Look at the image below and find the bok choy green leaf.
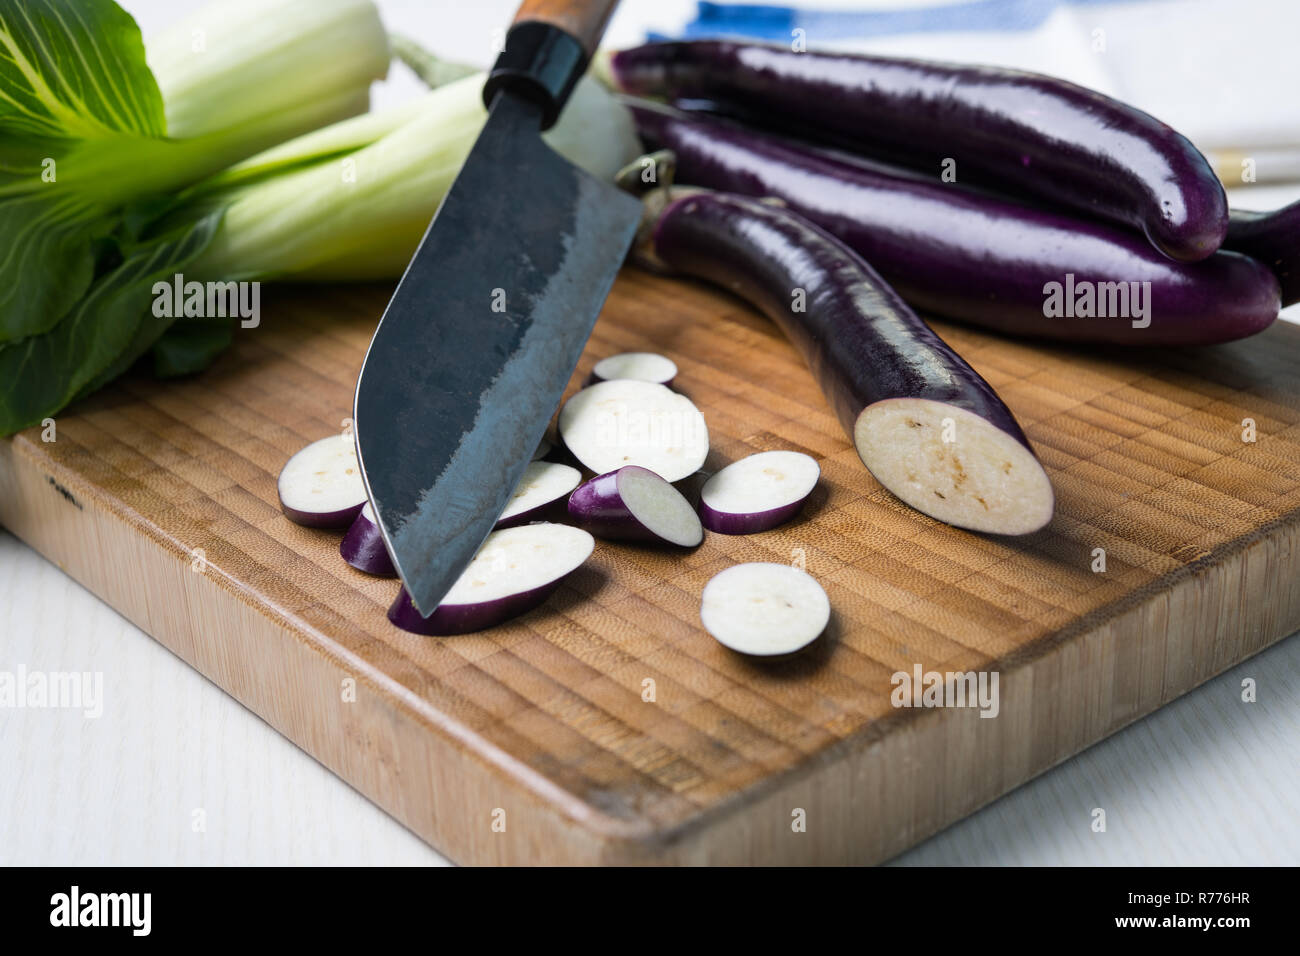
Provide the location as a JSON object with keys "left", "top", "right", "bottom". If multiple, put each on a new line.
{"left": 0, "top": 210, "right": 223, "bottom": 430}
{"left": 0, "top": 0, "right": 168, "bottom": 341}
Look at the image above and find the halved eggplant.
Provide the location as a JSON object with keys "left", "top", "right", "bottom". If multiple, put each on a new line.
{"left": 642, "top": 188, "right": 1054, "bottom": 535}
{"left": 567, "top": 465, "right": 703, "bottom": 546}
{"left": 278, "top": 434, "right": 367, "bottom": 528}
{"left": 387, "top": 523, "right": 594, "bottom": 636}
{"left": 699, "top": 450, "right": 819, "bottom": 534}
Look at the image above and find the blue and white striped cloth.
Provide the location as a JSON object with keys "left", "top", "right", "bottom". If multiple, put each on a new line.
{"left": 673, "top": 0, "right": 1133, "bottom": 41}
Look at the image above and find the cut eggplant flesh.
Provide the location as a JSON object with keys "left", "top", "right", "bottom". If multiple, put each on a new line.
{"left": 387, "top": 523, "right": 594, "bottom": 636}
{"left": 497, "top": 461, "right": 582, "bottom": 528}
{"left": 700, "top": 563, "right": 830, "bottom": 657}
{"left": 277, "top": 434, "right": 367, "bottom": 528}
{"left": 855, "top": 399, "right": 1054, "bottom": 536}
{"left": 699, "top": 450, "right": 820, "bottom": 534}
{"left": 559, "top": 379, "right": 709, "bottom": 483}
{"left": 568, "top": 465, "right": 703, "bottom": 546}
{"left": 590, "top": 351, "right": 678, "bottom": 386}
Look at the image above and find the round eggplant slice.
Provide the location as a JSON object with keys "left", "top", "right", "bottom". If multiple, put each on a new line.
{"left": 567, "top": 465, "right": 703, "bottom": 546}
{"left": 387, "top": 523, "right": 594, "bottom": 636}
{"left": 700, "top": 563, "right": 830, "bottom": 657}
{"left": 497, "top": 461, "right": 582, "bottom": 528}
{"left": 699, "top": 450, "right": 819, "bottom": 534}
{"left": 278, "top": 434, "right": 367, "bottom": 528}
{"left": 558, "top": 379, "right": 709, "bottom": 483}
{"left": 589, "top": 351, "right": 678, "bottom": 386}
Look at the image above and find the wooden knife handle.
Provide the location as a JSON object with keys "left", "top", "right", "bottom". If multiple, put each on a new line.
{"left": 512, "top": 0, "right": 620, "bottom": 59}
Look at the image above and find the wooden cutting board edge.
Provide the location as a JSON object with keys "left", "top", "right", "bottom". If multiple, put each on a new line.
{"left": 5, "top": 427, "right": 1298, "bottom": 865}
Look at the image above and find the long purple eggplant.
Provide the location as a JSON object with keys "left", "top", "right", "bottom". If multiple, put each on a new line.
{"left": 629, "top": 103, "right": 1279, "bottom": 346}
{"left": 1226, "top": 200, "right": 1300, "bottom": 306}
{"left": 641, "top": 188, "right": 1054, "bottom": 535}
{"left": 606, "top": 41, "right": 1228, "bottom": 261}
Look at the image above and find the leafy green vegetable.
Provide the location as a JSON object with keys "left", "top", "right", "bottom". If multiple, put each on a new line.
{"left": 0, "top": 192, "right": 107, "bottom": 341}
{"left": 0, "top": 0, "right": 165, "bottom": 138}
{"left": 0, "top": 0, "right": 166, "bottom": 341}
{"left": 150, "top": 318, "right": 235, "bottom": 378}
{"left": 0, "top": 0, "right": 390, "bottom": 435}
{"left": 1, "top": 211, "right": 222, "bottom": 431}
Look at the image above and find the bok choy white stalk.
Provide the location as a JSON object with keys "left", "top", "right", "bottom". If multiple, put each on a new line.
{"left": 147, "top": 0, "right": 389, "bottom": 143}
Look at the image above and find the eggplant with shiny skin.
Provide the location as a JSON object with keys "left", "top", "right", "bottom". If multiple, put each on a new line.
{"left": 629, "top": 103, "right": 1279, "bottom": 347}
{"left": 1226, "top": 200, "right": 1300, "bottom": 306}
{"left": 642, "top": 188, "right": 1054, "bottom": 535}
{"left": 606, "top": 41, "right": 1228, "bottom": 261}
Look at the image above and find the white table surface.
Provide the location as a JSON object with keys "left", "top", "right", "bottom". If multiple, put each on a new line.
{"left": 2, "top": 0, "right": 1299, "bottom": 866}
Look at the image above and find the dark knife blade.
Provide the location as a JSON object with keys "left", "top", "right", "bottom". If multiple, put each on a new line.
{"left": 354, "top": 23, "right": 639, "bottom": 616}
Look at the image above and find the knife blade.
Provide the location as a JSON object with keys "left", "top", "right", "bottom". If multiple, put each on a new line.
{"left": 354, "top": 0, "right": 639, "bottom": 616}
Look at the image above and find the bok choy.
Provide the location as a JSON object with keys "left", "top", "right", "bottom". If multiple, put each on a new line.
{"left": 0, "top": 0, "right": 390, "bottom": 434}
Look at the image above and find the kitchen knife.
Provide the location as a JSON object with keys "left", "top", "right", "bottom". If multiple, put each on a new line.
{"left": 353, "top": 0, "right": 639, "bottom": 616}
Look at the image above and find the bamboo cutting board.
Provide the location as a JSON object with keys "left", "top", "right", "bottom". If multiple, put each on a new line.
{"left": 3, "top": 272, "right": 1300, "bottom": 865}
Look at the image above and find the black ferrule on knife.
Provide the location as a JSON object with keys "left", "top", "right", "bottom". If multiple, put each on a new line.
{"left": 483, "top": 22, "right": 588, "bottom": 129}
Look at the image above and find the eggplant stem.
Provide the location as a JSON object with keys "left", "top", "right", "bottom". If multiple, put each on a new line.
{"left": 631, "top": 182, "right": 708, "bottom": 274}
{"left": 615, "top": 149, "right": 678, "bottom": 196}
